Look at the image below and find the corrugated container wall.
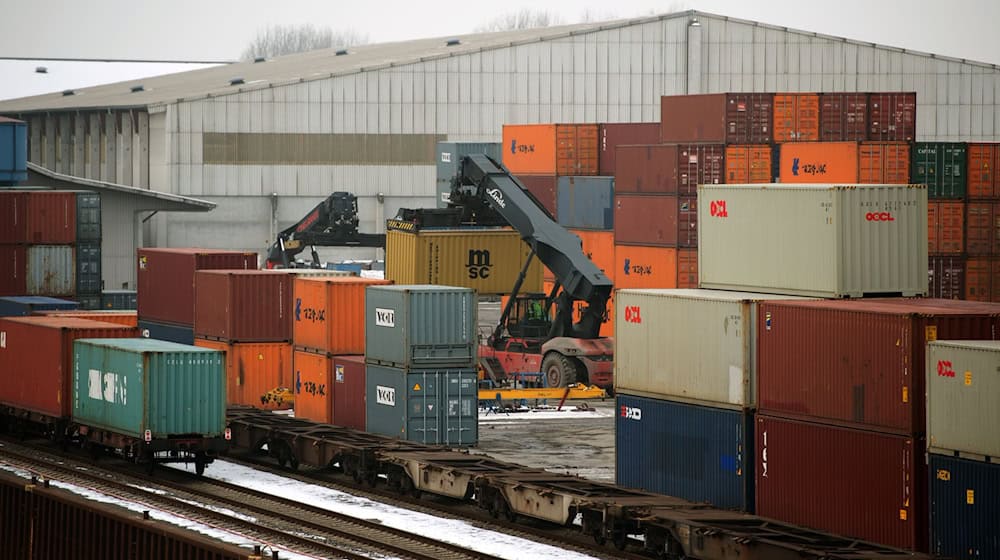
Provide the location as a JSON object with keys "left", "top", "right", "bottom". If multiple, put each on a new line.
{"left": 556, "top": 176, "right": 614, "bottom": 230}
{"left": 929, "top": 454, "right": 1000, "bottom": 559}
{"left": 725, "top": 145, "right": 772, "bottom": 183}
{"left": 385, "top": 228, "right": 542, "bottom": 294}
{"left": 26, "top": 245, "right": 75, "bottom": 297}
{"left": 33, "top": 310, "right": 138, "bottom": 328}
{"left": 819, "top": 93, "right": 869, "bottom": 141}
{"left": 912, "top": 143, "right": 968, "bottom": 199}
{"left": 0, "top": 295, "right": 78, "bottom": 316}
{"left": 926, "top": 340, "right": 1000, "bottom": 459}
{"left": 332, "top": 355, "right": 366, "bottom": 430}
{"left": 0, "top": 117, "right": 27, "bottom": 184}
{"left": 365, "top": 285, "right": 476, "bottom": 369}
{"left": 697, "top": 184, "right": 928, "bottom": 298}
{"left": 964, "top": 258, "right": 1000, "bottom": 302}
{"left": 138, "top": 319, "right": 194, "bottom": 345}
{"left": 0, "top": 245, "right": 27, "bottom": 295}
{"left": 195, "top": 338, "right": 292, "bottom": 410}
{"left": 72, "top": 338, "right": 226, "bottom": 437}
{"left": 660, "top": 93, "right": 774, "bottom": 144}
{"left": 773, "top": 93, "right": 819, "bottom": 142}
{"left": 292, "top": 276, "right": 390, "bottom": 355}
{"left": 614, "top": 246, "right": 679, "bottom": 290}
{"left": 74, "top": 192, "right": 101, "bottom": 242}
{"left": 616, "top": 394, "right": 753, "bottom": 511}
{"left": 293, "top": 350, "right": 334, "bottom": 423}
{"left": 615, "top": 195, "right": 697, "bottom": 248}
{"left": 75, "top": 244, "right": 101, "bottom": 295}
{"left": 194, "top": 270, "right": 292, "bottom": 342}
{"left": 572, "top": 229, "right": 615, "bottom": 280}
{"left": 778, "top": 142, "right": 858, "bottom": 183}
{"left": 0, "top": 191, "right": 75, "bottom": 244}
{"left": 614, "top": 144, "right": 724, "bottom": 196}
{"left": 365, "top": 365, "right": 478, "bottom": 445}
{"left": 755, "top": 414, "right": 924, "bottom": 551}
{"left": 501, "top": 124, "right": 597, "bottom": 176}
{"left": 678, "top": 249, "right": 698, "bottom": 289}
{"left": 967, "top": 143, "right": 1000, "bottom": 199}
{"left": 868, "top": 92, "right": 917, "bottom": 142}
{"left": 436, "top": 142, "right": 501, "bottom": 207}
{"left": 858, "top": 141, "right": 911, "bottom": 184}
{"left": 928, "top": 256, "right": 966, "bottom": 300}
{"left": 100, "top": 289, "right": 137, "bottom": 310}
{"left": 928, "top": 201, "right": 965, "bottom": 255}
{"left": 597, "top": 123, "right": 661, "bottom": 175}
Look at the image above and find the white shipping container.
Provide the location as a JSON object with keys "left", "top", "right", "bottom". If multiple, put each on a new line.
{"left": 614, "top": 289, "right": 810, "bottom": 408}
{"left": 927, "top": 340, "right": 1000, "bottom": 461}
{"left": 697, "top": 184, "right": 928, "bottom": 298}
{"left": 27, "top": 245, "right": 76, "bottom": 296}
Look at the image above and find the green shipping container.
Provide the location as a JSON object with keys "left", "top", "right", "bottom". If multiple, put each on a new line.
{"left": 73, "top": 338, "right": 226, "bottom": 438}
{"left": 912, "top": 142, "right": 968, "bottom": 199}
{"left": 365, "top": 365, "right": 478, "bottom": 446}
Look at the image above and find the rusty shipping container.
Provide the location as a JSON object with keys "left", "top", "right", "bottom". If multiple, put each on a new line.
{"left": 385, "top": 227, "right": 542, "bottom": 294}
{"left": 194, "top": 270, "right": 293, "bottom": 342}
{"left": 778, "top": 142, "right": 858, "bottom": 183}
{"left": 0, "top": 190, "right": 76, "bottom": 244}
{"left": 773, "top": 93, "right": 819, "bottom": 142}
{"left": 927, "top": 201, "right": 965, "bottom": 255}
{"left": 660, "top": 93, "right": 773, "bottom": 144}
{"left": 966, "top": 201, "right": 1000, "bottom": 256}
{"left": 0, "top": 316, "right": 136, "bottom": 418}
{"left": 616, "top": 144, "right": 724, "bottom": 196}
{"left": 967, "top": 143, "right": 1000, "bottom": 199}
{"left": 614, "top": 245, "right": 678, "bottom": 290}
{"left": 725, "top": 145, "right": 772, "bottom": 183}
{"left": 195, "top": 338, "right": 293, "bottom": 410}
{"left": 597, "top": 122, "right": 661, "bottom": 175}
{"left": 293, "top": 349, "right": 334, "bottom": 424}
{"left": 615, "top": 195, "right": 696, "bottom": 248}
{"left": 965, "top": 258, "right": 1000, "bottom": 302}
{"left": 136, "top": 248, "right": 256, "bottom": 326}
{"left": 859, "top": 141, "right": 911, "bottom": 184}
{"left": 33, "top": 310, "right": 138, "bottom": 327}
{"left": 819, "top": 92, "right": 869, "bottom": 141}
{"left": 26, "top": 245, "right": 75, "bottom": 297}
{"left": 515, "top": 175, "right": 557, "bottom": 216}
{"left": 757, "top": 298, "right": 1000, "bottom": 434}
{"left": 755, "top": 414, "right": 925, "bottom": 551}
{"left": 868, "top": 92, "right": 917, "bottom": 142}
{"left": 292, "top": 276, "right": 390, "bottom": 355}
{"left": 501, "top": 124, "right": 598, "bottom": 176}
{"left": 928, "top": 256, "right": 966, "bottom": 300}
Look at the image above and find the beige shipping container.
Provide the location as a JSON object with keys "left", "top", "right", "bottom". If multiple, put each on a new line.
{"left": 927, "top": 340, "right": 1000, "bottom": 460}
{"left": 385, "top": 228, "right": 542, "bottom": 295}
{"left": 615, "top": 289, "right": 809, "bottom": 409}
{"left": 697, "top": 183, "right": 928, "bottom": 298}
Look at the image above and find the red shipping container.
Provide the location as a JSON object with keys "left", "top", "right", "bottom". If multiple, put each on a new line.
{"left": 859, "top": 141, "right": 911, "bottom": 184}
{"left": 758, "top": 298, "right": 1000, "bottom": 434}
{"left": 773, "top": 93, "right": 820, "bottom": 142}
{"left": 0, "top": 191, "right": 76, "bottom": 244}
{"left": 0, "top": 316, "right": 137, "bottom": 418}
{"left": 0, "top": 245, "right": 27, "bottom": 296}
{"left": 724, "top": 145, "right": 772, "bottom": 183}
{"left": 967, "top": 143, "right": 1000, "bottom": 199}
{"left": 615, "top": 145, "right": 679, "bottom": 195}
{"left": 137, "top": 248, "right": 256, "bottom": 326}
{"left": 868, "top": 92, "right": 917, "bottom": 142}
{"left": 597, "top": 123, "right": 661, "bottom": 175}
{"left": 965, "top": 258, "right": 1000, "bottom": 302}
{"left": 819, "top": 92, "right": 869, "bottom": 141}
{"left": 677, "top": 248, "right": 698, "bottom": 288}
{"left": 677, "top": 144, "right": 725, "bottom": 196}
{"left": 755, "top": 414, "right": 924, "bottom": 551}
{"left": 516, "top": 175, "right": 557, "bottom": 217}
{"left": 557, "top": 123, "right": 599, "bottom": 176}
{"left": 332, "top": 355, "right": 367, "bottom": 431}
{"left": 614, "top": 195, "right": 696, "bottom": 248}
{"left": 927, "top": 201, "right": 964, "bottom": 255}
{"left": 194, "top": 270, "right": 293, "bottom": 342}
{"left": 660, "top": 93, "right": 774, "bottom": 144}
{"left": 0, "top": 191, "right": 26, "bottom": 243}
{"left": 965, "top": 202, "right": 997, "bottom": 256}
{"left": 928, "top": 256, "right": 966, "bottom": 300}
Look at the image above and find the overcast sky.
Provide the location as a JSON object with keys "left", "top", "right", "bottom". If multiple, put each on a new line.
{"left": 1, "top": 0, "right": 997, "bottom": 100}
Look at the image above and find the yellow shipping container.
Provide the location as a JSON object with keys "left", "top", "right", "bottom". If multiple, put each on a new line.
{"left": 386, "top": 227, "right": 542, "bottom": 295}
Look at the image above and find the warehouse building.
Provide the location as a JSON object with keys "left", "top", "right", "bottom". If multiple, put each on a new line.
{"left": 1, "top": 10, "right": 999, "bottom": 288}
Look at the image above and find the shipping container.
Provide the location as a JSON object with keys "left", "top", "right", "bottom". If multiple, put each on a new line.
{"left": 75, "top": 294, "right": 101, "bottom": 311}
{"left": 0, "top": 295, "right": 78, "bottom": 316}
{"left": 556, "top": 176, "right": 614, "bottom": 230}
{"left": 677, "top": 249, "right": 698, "bottom": 289}
{"left": 0, "top": 317, "right": 136, "bottom": 417}
{"left": 927, "top": 201, "right": 965, "bottom": 255}
{"left": 436, "top": 141, "right": 502, "bottom": 207}
{"left": 571, "top": 229, "right": 615, "bottom": 281}
{"left": 911, "top": 142, "right": 968, "bottom": 199}
{"left": 136, "top": 248, "right": 256, "bottom": 326}
{"left": 365, "top": 285, "right": 476, "bottom": 369}
{"left": 777, "top": 142, "right": 858, "bottom": 183}
{"left": 698, "top": 184, "right": 928, "bottom": 298}
{"left": 964, "top": 258, "right": 1000, "bottom": 302}
{"left": 138, "top": 318, "right": 194, "bottom": 345}
{"left": 755, "top": 414, "right": 924, "bottom": 551}
{"left": 724, "top": 145, "right": 772, "bottom": 183}
{"left": 385, "top": 227, "right": 542, "bottom": 294}
{"left": 616, "top": 289, "right": 810, "bottom": 408}
{"left": 926, "top": 340, "right": 1000, "bottom": 459}
{"left": 613, "top": 244, "right": 674, "bottom": 290}
{"left": 929, "top": 454, "right": 1000, "bottom": 559}
{"left": 0, "top": 190, "right": 75, "bottom": 244}
{"left": 859, "top": 141, "right": 911, "bottom": 184}
{"left": 292, "top": 276, "right": 390, "bottom": 355}
{"left": 0, "top": 117, "right": 27, "bottom": 184}
{"left": 100, "top": 289, "right": 137, "bottom": 310}
{"left": 616, "top": 144, "right": 726, "bottom": 195}
{"left": 597, "top": 123, "right": 661, "bottom": 175}
{"left": 615, "top": 195, "right": 697, "bottom": 248}
{"left": 677, "top": 144, "right": 725, "bottom": 195}
{"left": 501, "top": 124, "right": 598, "bottom": 176}
{"left": 967, "top": 143, "right": 1000, "bottom": 199}
{"left": 195, "top": 338, "right": 292, "bottom": 410}
{"left": 660, "top": 93, "right": 774, "bottom": 144}
{"left": 868, "top": 92, "right": 917, "bottom": 142}
{"left": 757, "top": 298, "right": 1000, "bottom": 434}
{"left": 332, "top": 355, "right": 367, "bottom": 430}
{"left": 515, "top": 175, "right": 558, "bottom": 216}
{"left": 33, "top": 310, "right": 138, "bottom": 327}
{"left": 365, "top": 365, "right": 478, "bottom": 445}
{"left": 773, "top": 93, "right": 819, "bottom": 142}
{"left": 74, "top": 192, "right": 101, "bottom": 242}
{"left": 965, "top": 201, "right": 1000, "bottom": 256}
{"left": 929, "top": 256, "right": 966, "bottom": 300}
{"left": 75, "top": 243, "right": 101, "bottom": 295}
{"left": 616, "top": 394, "right": 753, "bottom": 511}
{"left": 818, "top": 92, "right": 868, "bottom": 141}
{"left": 0, "top": 191, "right": 26, "bottom": 242}
{"left": 26, "top": 245, "right": 75, "bottom": 297}
{"left": 292, "top": 349, "right": 334, "bottom": 423}
{"left": 73, "top": 338, "right": 226, "bottom": 438}
{"left": 194, "top": 270, "right": 292, "bottom": 342}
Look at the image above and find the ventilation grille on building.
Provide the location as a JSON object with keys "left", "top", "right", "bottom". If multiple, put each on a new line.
{"left": 130, "top": 85, "right": 145, "bottom": 93}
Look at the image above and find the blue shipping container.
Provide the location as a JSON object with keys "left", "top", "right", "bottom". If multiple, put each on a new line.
{"left": 0, "top": 118, "right": 27, "bottom": 184}
{"left": 0, "top": 295, "right": 79, "bottom": 316}
{"left": 138, "top": 319, "right": 194, "bottom": 345}
{"left": 556, "top": 176, "right": 614, "bottom": 230}
{"left": 929, "top": 454, "right": 1000, "bottom": 558}
{"left": 616, "top": 393, "right": 754, "bottom": 511}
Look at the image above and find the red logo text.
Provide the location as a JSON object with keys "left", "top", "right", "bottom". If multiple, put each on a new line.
{"left": 937, "top": 360, "right": 955, "bottom": 378}
{"left": 624, "top": 306, "right": 642, "bottom": 324}
{"left": 709, "top": 200, "right": 728, "bottom": 218}
{"left": 865, "top": 212, "right": 895, "bottom": 222}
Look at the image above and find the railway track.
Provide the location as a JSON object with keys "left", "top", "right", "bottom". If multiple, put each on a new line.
{"left": 0, "top": 438, "right": 508, "bottom": 560}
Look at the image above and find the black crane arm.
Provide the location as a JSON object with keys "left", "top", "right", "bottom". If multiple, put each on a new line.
{"left": 265, "top": 192, "right": 385, "bottom": 268}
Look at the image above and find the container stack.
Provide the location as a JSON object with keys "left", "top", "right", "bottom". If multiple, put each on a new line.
{"left": 291, "top": 276, "right": 390, "bottom": 428}
{"left": 964, "top": 143, "right": 1000, "bottom": 301}
{"left": 435, "top": 141, "right": 502, "bottom": 207}
{"left": 364, "top": 284, "right": 478, "bottom": 446}
{"left": 501, "top": 123, "right": 600, "bottom": 216}
{"left": 925, "top": 340, "right": 1000, "bottom": 558}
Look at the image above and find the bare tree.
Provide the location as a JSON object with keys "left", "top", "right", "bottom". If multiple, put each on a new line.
{"left": 578, "top": 9, "right": 619, "bottom": 23}
{"left": 474, "top": 9, "right": 564, "bottom": 32}
{"left": 242, "top": 24, "right": 370, "bottom": 60}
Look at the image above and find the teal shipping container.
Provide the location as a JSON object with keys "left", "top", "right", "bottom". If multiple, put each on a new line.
{"left": 365, "top": 365, "right": 478, "bottom": 446}
{"left": 72, "top": 338, "right": 226, "bottom": 438}
{"left": 911, "top": 142, "right": 968, "bottom": 199}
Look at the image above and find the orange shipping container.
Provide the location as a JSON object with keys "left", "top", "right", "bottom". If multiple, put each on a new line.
{"left": 859, "top": 141, "right": 910, "bottom": 184}
{"left": 292, "top": 276, "right": 391, "bottom": 354}
{"left": 293, "top": 349, "right": 333, "bottom": 424}
{"left": 32, "top": 310, "right": 138, "bottom": 327}
{"left": 778, "top": 142, "right": 858, "bottom": 183}
{"left": 927, "top": 201, "right": 965, "bottom": 255}
{"left": 678, "top": 248, "right": 698, "bottom": 289}
{"left": 968, "top": 143, "right": 1000, "bottom": 199}
{"left": 614, "top": 245, "right": 679, "bottom": 290}
{"left": 773, "top": 93, "right": 820, "bottom": 142}
{"left": 965, "top": 258, "right": 1000, "bottom": 302}
{"left": 570, "top": 229, "right": 615, "bottom": 283}
{"left": 725, "top": 145, "right": 772, "bottom": 184}
{"left": 502, "top": 124, "right": 598, "bottom": 176}
{"left": 195, "top": 338, "right": 293, "bottom": 410}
